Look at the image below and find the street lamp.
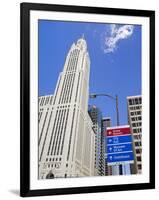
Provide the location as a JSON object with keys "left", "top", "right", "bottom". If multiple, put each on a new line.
{"left": 89, "top": 93, "right": 122, "bottom": 175}
{"left": 89, "top": 93, "right": 120, "bottom": 126}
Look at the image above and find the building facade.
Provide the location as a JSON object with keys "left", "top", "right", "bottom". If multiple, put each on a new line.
{"left": 38, "top": 37, "right": 95, "bottom": 179}
{"left": 102, "top": 117, "right": 112, "bottom": 176}
{"left": 102, "top": 117, "right": 111, "bottom": 129}
{"left": 88, "top": 105, "right": 105, "bottom": 176}
{"left": 127, "top": 95, "right": 142, "bottom": 174}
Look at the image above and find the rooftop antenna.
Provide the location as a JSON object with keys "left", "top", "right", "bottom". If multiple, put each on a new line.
{"left": 82, "top": 33, "right": 85, "bottom": 39}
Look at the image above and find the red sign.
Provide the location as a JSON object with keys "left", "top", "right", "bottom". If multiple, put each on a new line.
{"left": 106, "top": 127, "right": 131, "bottom": 137}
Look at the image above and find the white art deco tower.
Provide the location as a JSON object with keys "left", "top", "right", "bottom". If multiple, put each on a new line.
{"left": 39, "top": 36, "right": 95, "bottom": 179}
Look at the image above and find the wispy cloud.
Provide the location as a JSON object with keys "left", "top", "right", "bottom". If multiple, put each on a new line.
{"left": 102, "top": 24, "right": 134, "bottom": 53}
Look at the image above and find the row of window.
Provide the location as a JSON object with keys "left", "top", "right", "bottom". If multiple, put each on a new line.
{"left": 47, "top": 108, "right": 70, "bottom": 157}
{"left": 47, "top": 163, "right": 61, "bottom": 169}
{"left": 39, "top": 97, "right": 45, "bottom": 106}
{"left": 45, "top": 96, "right": 51, "bottom": 105}
{"left": 130, "top": 111, "right": 141, "bottom": 116}
{"left": 39, "top": 96, "right": 53, "bottom": 106}
{"left": 129, "top": 98, "right": 142, "bottom": 105}
{"left": 58, "top": 73, "right": 76, "bottom": 104}
{"left": 67, "top": 108, "right": 76, "bottom": 161}
{"left": 135, "top": 141, "right": 142, "bottom": 147}
{"left": 52, "top": 109, "right": 68, "bottom": 155}
{"left": 39, "top": 111, "right": 49, "bottom": 146}
{"left": 133, "top": 128, "right": 142, "bottom": 133}
{"left": 132, "top": 122, "right": 142, "bottom": 127}
{"left": 131, "top": 116, "right": 142, "bottom": 121}
{"left": 53, "top": 76, "right": 61, "bottom": 105}
{"left": 133, "top": 134, "right": 142, "bottom": 140}
{"left": 66, "top": 49, "right": 80, "bottom": 72}
{"left": 46, "top": 157, "right": 62, "bottom": 162}
{"left": 75, "top": 72, "right": 80, "bottom": 102}
{"left": 57, "top": 105, "right": 70, "bottom": 109}
{"left": 38, "top": 112, "right": 43, "bottom": 123}
{"left": 129, "top": 105, "right": 142, "bottom": 110}
{"left": 39, "top": 111, "right": 53, "bottom": 161}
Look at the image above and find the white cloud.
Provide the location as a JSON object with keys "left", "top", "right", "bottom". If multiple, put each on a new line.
{"left": 103, "top": 24, "right": 134, "bottom": 53}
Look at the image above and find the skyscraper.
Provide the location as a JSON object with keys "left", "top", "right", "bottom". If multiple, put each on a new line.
{"left": 127, "top": 95, "right": 142, "bottom": 174}
{"left": 39, "top": 37, "right": 95, "bottom": 179}
{"left": 88, "top": 105, "right": 105, "bottom": 176}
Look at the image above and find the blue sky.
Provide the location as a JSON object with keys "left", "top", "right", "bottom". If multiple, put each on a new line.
{"left": 38, "top": 20, "right": 141, "bottom": 126}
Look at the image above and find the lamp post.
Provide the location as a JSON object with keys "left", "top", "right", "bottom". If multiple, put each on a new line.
{"left": 89, "top": 93, "right": 119, "bottom": 126}
{"left": 89, "top": 93, "right": 123, "bottom": 175}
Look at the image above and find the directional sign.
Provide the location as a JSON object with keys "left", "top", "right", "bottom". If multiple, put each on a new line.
{"left": 106, "top": 127, "right": 131, "bottom": 137}
{"left": 106, "top": 126, "right": 134, "bottom": 165}
{"left": 107, "top": 152, "right": 134, "bottom": 165}
{"left": 107, "top": 143, "right": 133, "bottom": 154}
{"left": 107, "top": 135, "right": 132, "bottom": 145}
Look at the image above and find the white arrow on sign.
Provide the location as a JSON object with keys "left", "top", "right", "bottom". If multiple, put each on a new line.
{"left": 109, "top": 147, "right": 112, "bottom": 151}
{"left": 109, "top": 156, "right": 113, "bottom": 160}
{"left": 108, "top": 139, "right": 112, "bottom": 143}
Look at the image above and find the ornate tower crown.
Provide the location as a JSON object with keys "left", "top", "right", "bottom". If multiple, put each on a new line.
{"left": 76, "top": 34, "right": 87, "bottom": 51}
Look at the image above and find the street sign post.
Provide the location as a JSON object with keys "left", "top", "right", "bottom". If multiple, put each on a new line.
{"left": 106, "top": 126, "right": 134, "bottom": 166}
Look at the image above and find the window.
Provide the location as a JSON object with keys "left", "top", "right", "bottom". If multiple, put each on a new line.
{"left": 137, "top": 156, "right": 141, "bottom": 161}
{"left": 129, "top": 99, "right": 132, "bottom": 105}
{"left": 138, "top": 164, "right": 142, "bottom": 169}
{"left": 139, "top": 98, "right": 142, "bottom": 104}
{"left": 136, "top": 141, "right": 142, "bottom": 146}
{"left": 135, "top": 98, "right": 138, "bottom": 104}
{"left": 130, "top": 107, "right": 134, "bottom": 110}
{"left": 138, "top": 116, "right": 142, "bottom": 120}
{"left": 132, "top": 117, "right": 135, "bottom": 121}
{"left": 136, "top": 149, "right": 141, "bottom": 154}
{"left": 135, "top": 142, "right": 140, "bottom": 146}
{"left": 132, "top": 123, "right": 136, "bottom": 127}
{"left": 134, "top": 135, "right": 138, "bottom": 140}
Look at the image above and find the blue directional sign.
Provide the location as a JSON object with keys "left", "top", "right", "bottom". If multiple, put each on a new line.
{"left": 106, "top": 126, "right": 134, "bottom": 165}
{"left": 107, "top": 152, "right": 134, "bottom": 164}
{"left": 107, "top": 143, "right": 133, "bottom": 154}
{"left": 107, "top": 135, "right": 132, "bottom": 145}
